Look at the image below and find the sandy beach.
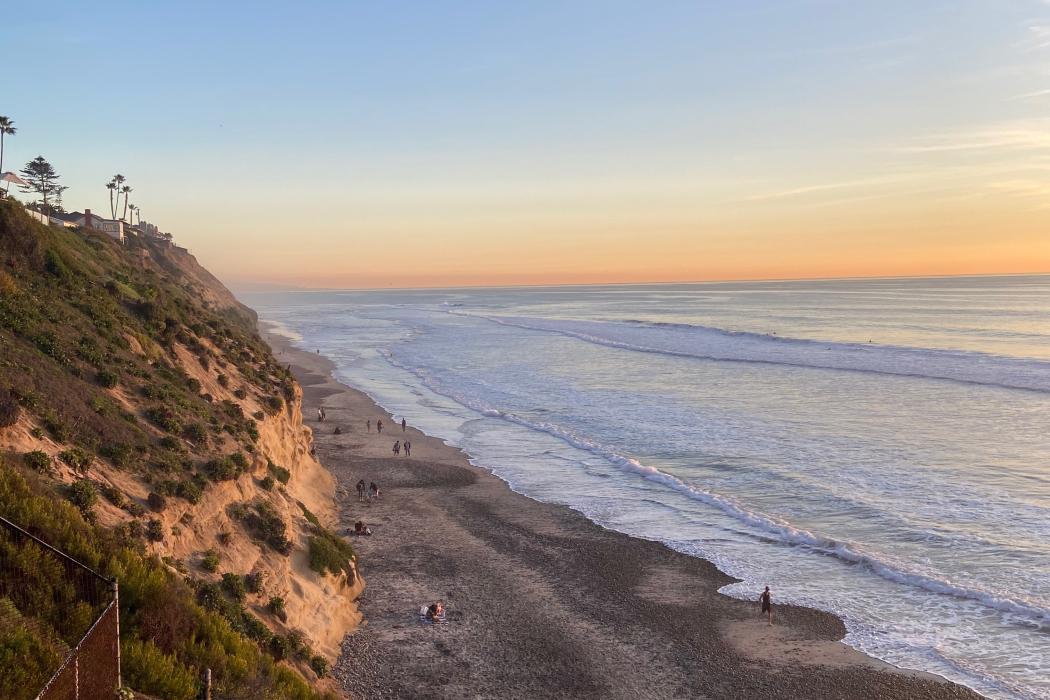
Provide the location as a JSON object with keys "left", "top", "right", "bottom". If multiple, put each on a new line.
{"left": 264, "top": 329, "right": 982, "bottom": 700}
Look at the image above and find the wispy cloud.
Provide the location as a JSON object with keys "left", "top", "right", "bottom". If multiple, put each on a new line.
{"left": 1023, "top": 22, "right": 1050, "bottom": 49}
{"left": 897, "top": 120, "right": 1050, "bottom": 154}
{"left": 1011, "top": 87, "right": 1050, "bottom": 99}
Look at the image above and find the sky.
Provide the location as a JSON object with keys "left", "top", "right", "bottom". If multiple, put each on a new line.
{"left": 2, "top": 1, "right": 1049, "bottom": 288}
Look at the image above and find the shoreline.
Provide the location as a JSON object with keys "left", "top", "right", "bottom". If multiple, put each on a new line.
{"left": 262, "top": 325, "right": 983, "bottom": 699}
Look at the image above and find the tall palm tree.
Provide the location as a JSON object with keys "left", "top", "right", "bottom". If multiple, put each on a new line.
{"left": 111, "top": 174, "right": 126, "bottom": 218}
{"left": 0, "top": 117, "right": 16, "bottom": 186}
{"left": 120, "top": 185, "right": 132, "bottom": 221}
{"left": 106, "top": 181, "right": 117, "bottom": 217}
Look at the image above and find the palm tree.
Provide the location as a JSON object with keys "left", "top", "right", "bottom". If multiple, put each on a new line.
{"left": 0, "top": 116, "right": 15, "bottom": 177}
{"left": 111, "top": 174, "right": 126, "bottom": 218}
{"left": 106, "top": 181, "right": 117, "bottom": 217}
{"left": 120, "top": 185, "right": 132, "bottom": 221}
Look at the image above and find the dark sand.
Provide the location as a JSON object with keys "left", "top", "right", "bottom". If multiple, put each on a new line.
{"left": 265, "top": 329, "right": 982, "bottom": 700}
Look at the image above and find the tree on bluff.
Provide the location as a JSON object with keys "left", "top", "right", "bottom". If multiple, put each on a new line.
{"left": 19, "top": 156, "right": 61, "bottom": 215}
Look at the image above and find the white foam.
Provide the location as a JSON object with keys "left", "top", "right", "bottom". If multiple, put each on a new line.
{"left": 458, "top": 313, "right": 1050, "bottom": 394}
{"left": 379, "top": 347, "right": 1050, "bottom": 628}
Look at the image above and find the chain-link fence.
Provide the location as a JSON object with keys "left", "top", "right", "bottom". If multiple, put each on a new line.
{"left": 0, "top": 516, "right": 120, "bottom": 700}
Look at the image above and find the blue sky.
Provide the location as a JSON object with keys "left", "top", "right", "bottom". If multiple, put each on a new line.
{"left": 3, "top": 1, "right": 1048, "bottom": 286}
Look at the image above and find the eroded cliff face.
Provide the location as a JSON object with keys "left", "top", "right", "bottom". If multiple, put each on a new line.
{"left": 0, "top": 225, "right": 361, "bottom": 664}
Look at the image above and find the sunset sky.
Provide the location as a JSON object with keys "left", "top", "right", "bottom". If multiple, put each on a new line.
{"left": 4, "top": 1, "right": 1050, "bottom": 288}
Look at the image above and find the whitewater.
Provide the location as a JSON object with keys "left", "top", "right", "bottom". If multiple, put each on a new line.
{"left": 245, "top": 275, "right": 1050, "bottom": 700}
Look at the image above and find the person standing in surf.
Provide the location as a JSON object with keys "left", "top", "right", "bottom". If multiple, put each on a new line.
{"left": 760, "top": 586, "right": 772, "bottom": 625}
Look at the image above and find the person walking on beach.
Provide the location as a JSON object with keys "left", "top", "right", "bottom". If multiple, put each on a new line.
{"left": 368, "top": 482, "right": 379, "bottom": 500}
{"left": 355, "top": 479, "right": 365, "bottom": 501}
{"left": 404, "top": 440, "right": 411, "bottom": 457}
{"left": 317, "top": 407, "right": 324, "bottom": 422}
{"left": 393, "top": 441, "right": 400, "bottom": 456}
{"left": 367, "top": 419, "right": 371, "bottom": 433}
{"left": 401, "top": 417, "right": 406, "bottom": 432}
{"left": 760, "top": 586, "right": 773, "bottom": 625}
{"left": 377, "top": 419, "right": 383, "bottom": 434}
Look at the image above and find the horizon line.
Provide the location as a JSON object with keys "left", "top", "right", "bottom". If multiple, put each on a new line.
{"left": 231, "top": 270, "right": 1050, "bottom": 295}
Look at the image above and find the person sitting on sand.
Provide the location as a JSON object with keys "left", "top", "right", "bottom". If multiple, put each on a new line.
{"left": 425, "top": 601, "right": 445, "bottom": 622}
{"left": 356, "top": 479, "right": 366, "bottom": 501}
{"left": 760, "top": 586, "right": 773, "bottom": 625}
{"left": 393, "top": 441, "right": 400, "bottom": 456}
{"left": 404, "top": 440, "right": 411, "bottom": 457}
{"left": 354, "top": 520, "right": 372, "bottom": 536}
{"left": 368, "top": 482, "right": 379, "bottom": 500}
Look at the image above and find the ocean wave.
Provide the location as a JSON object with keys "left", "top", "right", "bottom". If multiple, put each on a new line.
{"left": 379, "top": 347, "right": 1050, "bottom": 626}
{"left": 454, "top": 313, "right": 1050, "bottom": 393}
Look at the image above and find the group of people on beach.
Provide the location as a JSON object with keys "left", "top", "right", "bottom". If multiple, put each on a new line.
{"left": 317, "top": 406, "right": 327, "bottom": 422}
{"left": 355, "top": 479, "right": 380, "bottom": 502}
{"left": 392, "top": 440, "right": 411, "bottom": 456}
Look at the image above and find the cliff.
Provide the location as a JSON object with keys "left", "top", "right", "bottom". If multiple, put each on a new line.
{"left": 0, "top": 200, "right": 359, "bottom": 698}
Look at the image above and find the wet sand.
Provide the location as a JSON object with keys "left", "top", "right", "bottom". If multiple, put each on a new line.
{"left": 265, "top": 328, "right": 982, "bottom": 700}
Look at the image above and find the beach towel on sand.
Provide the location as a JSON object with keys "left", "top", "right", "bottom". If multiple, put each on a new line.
{"left": 419, "top": 606, "right": 448, "bottom": 624}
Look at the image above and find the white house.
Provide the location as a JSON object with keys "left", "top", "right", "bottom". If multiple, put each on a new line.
{"left": 67, "top": 209, "right": 125, "bottom": 244}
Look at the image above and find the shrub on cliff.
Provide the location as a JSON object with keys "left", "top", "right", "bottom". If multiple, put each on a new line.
{"left": 99, "top": 483, "right": 126, "bottom": 507}
{"left": 309, "top": 655, "right": 329, "bottom": 678}
{"left": 145, "top": 519, "right": 165, "bottom": 542}
{"left": 233, "top": 501, "right": 291, "bottom": 554}
{"left": 204, "top": 455, "right": 239, "bottom": 481}
{"left": 147, "top": 491, "right": 167, "bottom": 512}
{"left": 23, "top": 451, "right": 52, "bottom": 473}
{"left": 221, "top": 573, "right": 247, "bottom": 602}
{"left": 175, "top": 479, "right": 203, "bottom": 504}
{"left": 264, "top": 395, "right": 283, "bottom": 415}
{"left": 244, "top": 571, "right": 264, "bottom": 594}
{"left": 120, "top": 639, "right": 197, "bottom": 700}
{"left": 96, "top": 369, "right": 118, "bottom": 389}
{"left": 145, "top": 405, "right": 182, "bottom": 434}
{"left": 181, "top": 421, "right": 207, "bottom": 444}
{"left": 0, "top": 599, "right": 65, "bottom": 700}
{"left": 0, "top": 388, "right": 20, "bottom": 428}
{"left": 201, "top": 549, "right": 220, "bottom": 572}
{"left": 267, "top": 460, "right": 290, "bottom": 485}
{"left": 99, "top": 442, "right": 136, "bottom": 468}
{"left": 58, "top": 446, "right": 92, "bottom": 472}
{"left": 307, "top": 530, "right": 355, "bottom": 578}
{"left": 66, "top": 480, "right": 98, "bottom": 516}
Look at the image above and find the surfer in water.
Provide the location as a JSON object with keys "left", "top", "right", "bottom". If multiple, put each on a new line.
{"left": 760, "top": 586, "right": 773, "bottom": 625}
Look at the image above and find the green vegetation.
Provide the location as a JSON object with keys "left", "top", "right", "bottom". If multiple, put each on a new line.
{"left": 298, "top": 501, "right": 321, "bottom": 527}
{"left": 201, "top": 549, "right": 220, "bottom": 572}
{"left": 22, "top": 450, "right": 51, "bottom": 473}
{"left": 0, "top": 388, "right": 20, "bottom": 427}
{"left": 0, "top": 598, "right": 65, "bottom": 700}
{"left": 267, "top": 460, "right": 290, "bottom": 484}
{"left": 0, "top": 463, "right": 324, "bottom": 699}
{"left": 244, "top": 571, "right": 264, "bottom": 594}
{"left": 221, "top": 573, "right": 246, "bottom": 602}
{"left": 307, "top": 529, "right": 356, "bottom": 578}
{"left": 0, "top": 202, "right": 334, "bottom": 698}
{"left": 230, "top": 500, "right": 291, "bottom": 554}
{"left": 66, "top": 479, "right": 98, "bottom": 516}
{"left": 58, "top": 446, "right": 92, "bottom": 471}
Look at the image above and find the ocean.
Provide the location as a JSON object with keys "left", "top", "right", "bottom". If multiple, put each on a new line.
{"left": 243, "top": 275, "right": 1050, "bottom": 700}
